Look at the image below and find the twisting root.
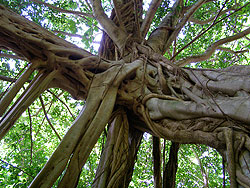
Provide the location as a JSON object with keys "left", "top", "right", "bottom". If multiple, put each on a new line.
{"left": 140, "top": 104, "right": 164, "bottom": 138}
{"left": 235, "top": 136, "right": 245, "bottom": 163}
{"left": 236, "top": 177, "right": 250, "bottom": 188}
{"left": 140, "top": 93, "right": 182, "bottom": 137}
{"left": 142, "top": 93, "right": 182, "bottom": 105}
{"left": 156, "top": 63, "right": 170, "bottom": 94}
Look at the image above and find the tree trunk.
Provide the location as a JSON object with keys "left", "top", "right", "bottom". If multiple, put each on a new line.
{"left": 93, "top": 108, "right": 143, "bottom": 188}
{"left": 163, "top": 142, "right": 179, "bottom": 188}
{"left": 153, "top": 136, "right": 162, "bottom": 188}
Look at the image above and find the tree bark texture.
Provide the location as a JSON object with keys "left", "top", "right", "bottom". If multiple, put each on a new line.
{"left": 93, "top": 108, "right": 143, "bottom": 188}
{"left": 153, "top": 136, "right": 162, "bottom": 188}
{"left": 1, "top": 0, "right": 250, "bottom": 187}
{"left": 163, "top": 142, "right": 179, "bottom": 188}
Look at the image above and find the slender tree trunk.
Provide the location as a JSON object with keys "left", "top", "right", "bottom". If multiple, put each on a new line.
{"left": 163, "top": 142, "right": 179, "bottom": 188}
{"left": 153, "top": 136, "right": 162, "bottom": 188}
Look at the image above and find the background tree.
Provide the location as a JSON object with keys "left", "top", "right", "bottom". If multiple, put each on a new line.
{"left": 0, "top": 0, "right": 250, "bottom": 187}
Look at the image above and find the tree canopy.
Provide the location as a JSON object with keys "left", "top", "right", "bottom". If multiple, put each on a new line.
{"left": 0, "top": 0, "right": 250, "bottom": 187}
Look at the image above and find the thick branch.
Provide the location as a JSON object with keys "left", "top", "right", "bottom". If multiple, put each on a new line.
{"left": 0, "top": 5, "right": 91, "bottom": 61}
{"left": 147, "top": 0, "right": 184, "bottom": 54}
{"left": 141, "top": 0, "right": 162, "bottom": 38}
{"left": 0, "top": 5, "right": 114, "bottom": 100}
{"left": 89, "top": 0, "right": 128, "bottom": 50}
{"left": 163, "top": 142, "right": 179, "bottom": 188}
{"left": 0, "top": 52, "right": 27, "bottom": 61}
{"left": 0, "top": 64, "right": 37, "bottom": 117}
{"left": 147, "top": 0, "right": 209, "bottom": 54}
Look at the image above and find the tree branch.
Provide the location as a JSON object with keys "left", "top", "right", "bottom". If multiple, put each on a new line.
{"left": 191, "top": 146, "right": 209, "bottom": 187}
{"left": 0, "top": 64, "right": 35, "bottom": 117}
{"left": 147, "top": 0, "right": 184, "bottom": 54}
{"left": 47, "top": 89, "right": 76, "bottom": 120}
{"left": 112, "top": 0, "right": 126, "bottom": 30}
{"left": 0, "top": 75, "right": 17, "bottom": 82}
{"left": 163, "top": 142, "right": 179, "bottom": 188}
{"left": 0, "top": 70, "right": 58, "bottom": 140}
{"left": 141, "top": 0, "right": 162, "bottom": 38}
{"left": 175, "top": 27, "right": 250, "bottom": 66}
{"left": 189, "top": 6, "right": 238, "bottom": 25}
{"left": 89, "top": 0, "right": 128, "bottom": 50}
{"left": 39, "top": 96, "right": 62, "bottom": 140}
{"left": 52, "top": 30, "right": 83, "bottom": 38}
{"left": 217, "top": 47, "right": 248, "bottom": 56}
{"left": 0, "top": 4, "right": 92, "bottom": 61}
{"left": 52, "top": 30, "right": 101, "bottom": 43}
{"left": 153, "top": 136, "right": 162, "bottom": 187}
{"left": 27, "top": 107, "right": 33, "bottom": 165}
{"left": 164, "top": 0, "right": 207, "bottom": 52}
{"left": 30, "top": 0, "right": 93, "bottom": 18}
{"left": 172, "top": 2, "right": 250, "bottom": 61}
{"left": 0, "top": 53, "right": 27, "bottom": 61}
{"left": 0, "top": 159, "right": 34, "bottom": 178}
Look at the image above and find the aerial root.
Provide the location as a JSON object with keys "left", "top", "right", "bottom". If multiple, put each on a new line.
{"left": 57, "top": 87, "right": 118, "bottom": 188}
{"left": 0, "top": 70, "right": 58, "bottom": 140}
{"left": 0, "top": 63, "right": 38, "bottom": 116}
{"left": 92, "top": 109, "right": 130, "bottom": 188}
{"left": 140, "top": 104, "right": 164, "bottom": 138}
{"left": 156, "top": 63, "right": 169, "bottom": 94}
{"left": 142, "top": 93, "right": 182, "bottom": 105}
{"left": 236, "top": 166, "right": 250, "bottom": 188}
{"left": 235, "top": 136, "right": 245, "bottom": 163}
{"left": 181, "top": 86, "right": 209, "bottom": 106}
{"left": 224, "top": 128, "right": 237, "bottom": 188}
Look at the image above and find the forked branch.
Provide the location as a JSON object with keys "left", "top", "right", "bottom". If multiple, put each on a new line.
{"left": 172, "top": 2, "right": 250, "bottom": 61}
{"left": 39, "top": 96, "right": 62, "bottom": 140}
{"left": 89, "top": 0, "right": 128, "bottom": 50}
{"left": 164, "top": 0, "right": 206, "bottom": 51}
{"left": 175, "top": 27, "right": 250, "bottom": 66}
{"left": 189, "top": 5, "right": 238, "bottom": 25}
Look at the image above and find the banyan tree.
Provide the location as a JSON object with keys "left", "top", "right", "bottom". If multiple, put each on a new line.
{"left": 1, "top": 0, "right": 250, "bottom": 187}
